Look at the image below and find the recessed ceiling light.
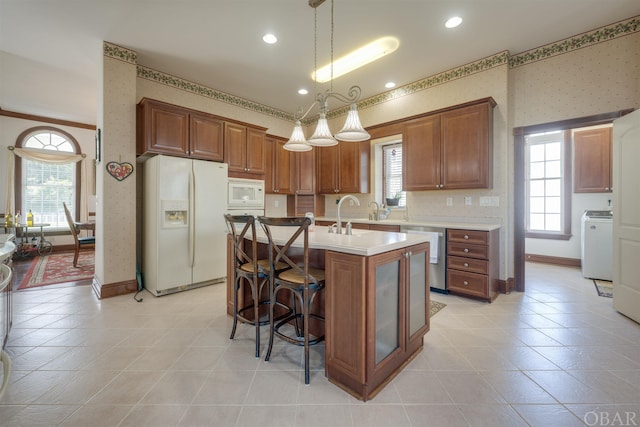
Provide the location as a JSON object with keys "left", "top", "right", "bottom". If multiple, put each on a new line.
{"left": 298, "top": 89, "right": 308, "bottom": 95}
{"left": 445, "top": 16, "right": 462, "bottom": 28}
{"left": 312, "top": 36, "right": 400, "bottom": 83}
{"left": 263, "top": 34, "right": 277, "bottom": 44}
{"left": 385, "top": 82, "right": 396, "bottom": 89}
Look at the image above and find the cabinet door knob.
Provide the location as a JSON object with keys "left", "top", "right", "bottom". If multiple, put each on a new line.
{"left": 463, "top": 280, "right": 469, "bottom": 286}
{"left": 464, "top": 262, "right": 469, "bottom": 267}
{"left": 463, "top": 248, "right": 469, "bottom": 253}
{"left": 464, "top": 235, "right": 469, "bottom": 240}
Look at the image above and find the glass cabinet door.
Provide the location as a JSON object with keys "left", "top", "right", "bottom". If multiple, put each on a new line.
{"left": 375, "top": 259, "right": 400, "bottom": 364}
{"left": 408, "top": 249, "right": 427, "bottom": 336}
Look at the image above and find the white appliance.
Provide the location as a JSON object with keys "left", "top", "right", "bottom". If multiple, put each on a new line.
{"left": 227, "top": 177, "right": 265, "bottom": 218}
{"left": 581, "top": 210, "right": 613, "bottom": 281}
{"left": 143, "top": 155, "right": 229, "bottom": 296}
{"left": 228, "top": 178, "right": 265, "bottom": 209}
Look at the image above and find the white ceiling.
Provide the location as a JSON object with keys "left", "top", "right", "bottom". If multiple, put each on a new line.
{"left": 1, "top": 0, "right": 639, "bottom": 125}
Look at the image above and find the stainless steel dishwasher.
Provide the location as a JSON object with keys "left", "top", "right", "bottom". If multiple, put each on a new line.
{"left": 400, "top": 225, "right": 447, "bottom": 293}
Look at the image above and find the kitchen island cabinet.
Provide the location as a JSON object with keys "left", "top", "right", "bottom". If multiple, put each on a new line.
{"left": 226, "top": 226, "right": 430, "bottom": 400}
{"left": 325, "top": 242, "right": 429, "bottom": 400}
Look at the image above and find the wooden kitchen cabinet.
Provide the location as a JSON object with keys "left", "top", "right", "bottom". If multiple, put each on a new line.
{"left": 225, "top": 122, "right": 266, "bottom": 178}
{"left": 265, "top": 135, "right": 294, "bottom": 194}
{"left": 137, "top": 98, "right": 224, "bottom": 161}
{"left": 295, "top": 149, "right": 316, "bottom": 194}
{"left": 446, "top": 228, "right": 499, "bottom": 302}
{"left": 316, "top": 141, "right": 370, "bottom": 194}
{"left": 189, "top": 111, "right": 224, "bottom": 161}
{"left": 137, "top": 98, "right": 189, "bottom": 158}
{"left": 403, "top": 97, "right": 495, "bottom": 191}
{"left": 325, "top": 242, "right": 429, "bottom": 400}
{"left": 574, "top": 127, "right": 612, "bottom": 193}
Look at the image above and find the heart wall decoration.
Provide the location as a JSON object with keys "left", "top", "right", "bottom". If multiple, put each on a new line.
{"left": 106, "top": 161, "right": 134, "bottom": 181}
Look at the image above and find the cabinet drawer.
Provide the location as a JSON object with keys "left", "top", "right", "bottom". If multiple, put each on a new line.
{"left": 447, "top": 242, "right": 488, "bottom": 260}
{"left": 447, "top": 255, "right": 488, "bottom": 275}
{"left": 446, "top": 270, "right": 488, "bottom": 297}
{"left": 447, "top": 229, "right": 488, "bottom": 245}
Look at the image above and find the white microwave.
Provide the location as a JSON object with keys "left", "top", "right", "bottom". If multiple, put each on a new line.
{"left": 227, "top": 178, "right": 265, "bottom": 209}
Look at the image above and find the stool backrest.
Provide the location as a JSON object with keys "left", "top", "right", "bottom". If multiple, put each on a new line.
{"left": 258, "top": 216, "right": 318, "bottom": 284}
{"left": 224, "top": 214, "right": 260, "bottom": 276}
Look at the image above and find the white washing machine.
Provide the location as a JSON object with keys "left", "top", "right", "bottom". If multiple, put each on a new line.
{"left": 581, "top": 210, "right": 613, "bottom": 281}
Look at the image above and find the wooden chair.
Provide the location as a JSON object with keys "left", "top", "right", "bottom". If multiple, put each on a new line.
{"left": 62, "top": 202, "right": 95, "bottom": 267}
{"left": 225, "top": 214, "right": 290, "bottom": 357}
{"left": 258, "top": 216, "right": 325, "bottom": 384}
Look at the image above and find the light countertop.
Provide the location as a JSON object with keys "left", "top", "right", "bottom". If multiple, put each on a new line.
{"left": 315, "top": 217, "right": 501, "bottom": 232}
{"left": 0, "top": 234, "right": 16, "bottom": 263}
{"left": 254, "top": 225, "right": 431, "bottom": 257}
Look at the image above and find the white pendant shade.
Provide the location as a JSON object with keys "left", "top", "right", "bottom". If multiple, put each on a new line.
{"left": 307, "top": 113, "right": 338, "bottom": 146}
{"left": 283, "top": 121, "right": 312, "bottom": 151}
{"left": 334, "top": 103, "right": 370, "bottom": 142}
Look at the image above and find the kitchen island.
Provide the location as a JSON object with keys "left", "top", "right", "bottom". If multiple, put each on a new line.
{"left": 226, "top": 225, "right": 431, "bottom": 400}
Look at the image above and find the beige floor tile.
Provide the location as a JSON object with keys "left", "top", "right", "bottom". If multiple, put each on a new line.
{"left": 236, "top": 405, "right": 297, "bottom": 427}
{"left": 404, "top": 404, "right": 469, "bottom": 427}
{"left": 58, "top": 404, "right": 133, "bottom": 427}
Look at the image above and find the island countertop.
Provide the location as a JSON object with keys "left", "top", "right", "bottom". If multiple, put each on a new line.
{"left": 315, "top": 217, "right": 501, "bottom": 232}
{"left": 254, "top": 225, "right": 431, "bottom": 256}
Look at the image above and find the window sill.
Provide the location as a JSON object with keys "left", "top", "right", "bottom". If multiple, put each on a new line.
{"left": 526, "top": 231, "right": 572, "bottom": 241}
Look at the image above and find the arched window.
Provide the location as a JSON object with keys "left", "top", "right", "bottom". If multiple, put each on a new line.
{"left": 15, "top": 127, "right": 83, "bottom": 229}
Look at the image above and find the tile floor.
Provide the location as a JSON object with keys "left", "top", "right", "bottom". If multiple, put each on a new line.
{"left": 1, "top": 262, "right": 640, "bottom": 426}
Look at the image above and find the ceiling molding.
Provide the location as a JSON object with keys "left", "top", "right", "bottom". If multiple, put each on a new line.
{"left": 510, "top": 15, "right": 639, "bottom": 68}
{"left": 102, "top": 15, "right": 639, "bottom": 124}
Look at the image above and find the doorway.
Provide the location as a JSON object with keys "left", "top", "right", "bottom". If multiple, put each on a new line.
{"left": 513, "top": 109, "right": 632, "bottom": 292}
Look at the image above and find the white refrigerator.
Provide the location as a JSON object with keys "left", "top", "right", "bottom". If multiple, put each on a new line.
{"left": 143, "top": 155, "right": 228, "bottom": 296}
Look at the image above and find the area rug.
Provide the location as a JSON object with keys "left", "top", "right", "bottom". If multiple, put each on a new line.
{"left": 593, "top": 279, "right": 613, "bottom": 298}
{"left": 17, "top": 251, "right": 94, "bottom": 290}
{"left": 430, "top": 300, "right": 446, "bottom": 317}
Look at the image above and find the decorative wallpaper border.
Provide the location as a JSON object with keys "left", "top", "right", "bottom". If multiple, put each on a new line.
{"left": 103, "top": 42, "right": 137, "bottom": 65}
{"left": 111, "top": 15, "right": 640, "bottom": 123}
{"left": 136, "top": 66, "right": 294, "bottom": 122}
{"left": 510, "top": 16, "right": 639, "bottom": 68}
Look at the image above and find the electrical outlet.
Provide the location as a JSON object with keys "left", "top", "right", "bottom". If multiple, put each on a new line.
{"left": 349, "top": 200, "right": 354, "bottom": 206}
{"left": 274, "top": 200, "right": 279, "bottom": 208}
{"left": 479, "top": 196, "right": 499, "bottom": 207}
{"left": 446, "top": 197, "right": 453, "bottom": 206}
{"left": 465, "top": 196, "right": 472, "bottom": 206}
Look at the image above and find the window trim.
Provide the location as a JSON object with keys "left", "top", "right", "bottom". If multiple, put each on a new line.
{"left": 15, "top": 126, "right": 83, "bottom": 222}
{"left": 525, "top": 129, "right": 572, "bottom": 240}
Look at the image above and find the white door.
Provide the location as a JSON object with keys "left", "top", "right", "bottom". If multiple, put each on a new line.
{"left": 612, "top": 109, "right": 640, "bottom": 324}
{"left": 192, "top": 160, "right": 228, "bottom": 284}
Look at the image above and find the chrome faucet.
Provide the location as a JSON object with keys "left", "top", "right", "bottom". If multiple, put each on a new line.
{"left": 336, "top": 195, "right": 360, "bottom": 234}
{"left": 368, "top": 201, "right": 380, "bottom": 221}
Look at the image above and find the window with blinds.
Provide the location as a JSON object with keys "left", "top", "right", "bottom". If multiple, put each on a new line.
{"left": 20, "top": 130, "right": 77, "bottom": 228}
{"left": 382, "top": 142, "right": 404, "bottom": 207}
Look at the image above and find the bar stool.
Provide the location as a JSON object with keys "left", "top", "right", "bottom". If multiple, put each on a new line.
{"left": 258, "top": 216, "right": 325, "bottom": 384}
{"left": 225, "top": 214, "right": 289, "bottom": 358}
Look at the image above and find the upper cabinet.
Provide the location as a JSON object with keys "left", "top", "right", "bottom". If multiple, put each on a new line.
{"left": 137, "top": 98, "right": 223, "bottom": 161}
{"left": 316, "top": 141, "right": 370, "bottom": 194}
{"left": 295, "top": 149, "right": 316, "bottom": 195}
{"left": 265, "top": 135, "right": 294, "bottom": 194}
{"left": 574, "top": 127, "right": 612, "bottom": 193}
{"left": 224, "top": 123, "right": 267, "bottom": 178}
{"left": 403, "top": 97, "right": 496, "bottom": 191}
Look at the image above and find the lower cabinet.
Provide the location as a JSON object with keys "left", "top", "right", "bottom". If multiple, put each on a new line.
{"left": 446, "top": 228, "right": 499, "bottom": 302}
{"left": 325, "top": 242, "right": 429, "bottom": 400}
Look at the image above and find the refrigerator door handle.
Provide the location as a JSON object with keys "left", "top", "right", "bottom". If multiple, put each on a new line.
{"left": 188, "top": 166, "right": 195, "bottom": 268}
